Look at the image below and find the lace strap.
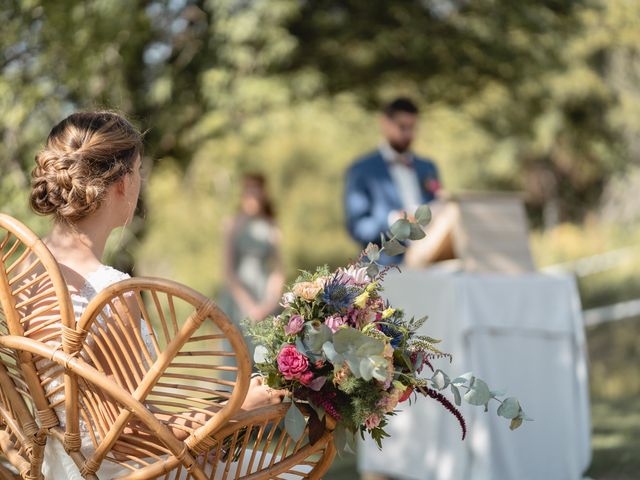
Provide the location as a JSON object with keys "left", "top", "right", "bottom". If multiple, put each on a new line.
{"left": 85, "top": 265, "right": 130, "bottom": 295}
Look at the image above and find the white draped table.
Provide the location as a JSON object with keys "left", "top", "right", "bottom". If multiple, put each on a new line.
{"left": 358, "top": 270, "right": 591, "bottom": 480}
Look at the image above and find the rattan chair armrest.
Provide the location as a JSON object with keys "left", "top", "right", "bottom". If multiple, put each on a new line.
{"left": 75, "top": 276, "right": 251, "bottom": 437}
{"left": 0, "top": 335, "right": 190, "bottom": 461}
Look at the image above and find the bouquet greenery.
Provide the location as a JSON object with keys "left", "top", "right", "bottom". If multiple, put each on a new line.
{"left": 245, "top": 206, "right": 529, "bottom": 451}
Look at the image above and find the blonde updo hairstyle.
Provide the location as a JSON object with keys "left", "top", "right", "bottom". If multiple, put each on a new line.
{"left": 30, "top": 111, "right": 143, "bottom": 224}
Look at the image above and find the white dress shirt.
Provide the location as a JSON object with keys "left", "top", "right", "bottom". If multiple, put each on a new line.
{"left": 379, "top": 142, "right": 423, "bottom": 225}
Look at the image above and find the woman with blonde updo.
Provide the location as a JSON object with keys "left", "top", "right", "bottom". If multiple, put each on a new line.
{"left": 29, "top": 112, "right": 285, "bottom": 479}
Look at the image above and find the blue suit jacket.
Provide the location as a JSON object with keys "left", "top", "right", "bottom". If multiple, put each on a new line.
{"left": 344, "top": 150, "right": 440, "bottom": 264}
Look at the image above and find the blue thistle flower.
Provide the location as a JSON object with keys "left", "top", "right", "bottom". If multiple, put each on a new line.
{"left": 322, "top": 274, "right": 358, "bottom": 313}
{"left": 379, "top": 323, "right": 403, "bottom": 348}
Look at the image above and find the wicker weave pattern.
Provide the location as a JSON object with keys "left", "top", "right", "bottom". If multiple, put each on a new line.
{"left": 0, "top": 214, "right": 335, "bottom": 479}
{"left": 0, "top": 214, "right": 74, "bottom": 480}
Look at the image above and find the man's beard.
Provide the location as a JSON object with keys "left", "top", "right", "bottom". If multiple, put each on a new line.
{"left": 389, "top": 140, "right": 411, "bottom": 153}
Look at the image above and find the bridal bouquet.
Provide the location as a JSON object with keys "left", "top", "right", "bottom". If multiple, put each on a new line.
{"left": 245, "top": 206, "right": 529, "bottom": 451}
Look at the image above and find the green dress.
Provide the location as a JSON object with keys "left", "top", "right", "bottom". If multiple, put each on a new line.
{"left": 218, "top": 216, "right": 279, "bottom": 363}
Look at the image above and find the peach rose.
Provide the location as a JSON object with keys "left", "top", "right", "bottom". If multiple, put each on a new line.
{"left": 292, "top": 278, "right": 326, "bottom": 301}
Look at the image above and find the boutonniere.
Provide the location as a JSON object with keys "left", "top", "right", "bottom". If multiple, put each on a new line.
{"left": 424, "top": 178, "right": 441, "bottom": 194}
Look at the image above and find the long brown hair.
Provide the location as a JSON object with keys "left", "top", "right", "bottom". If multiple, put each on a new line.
{"left": 242, "top": 173, "right": 275, "bottom": 219}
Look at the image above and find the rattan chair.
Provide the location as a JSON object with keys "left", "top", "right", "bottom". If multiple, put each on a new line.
{"left": 0, "top": 214, "right": 335, "bottom": 479}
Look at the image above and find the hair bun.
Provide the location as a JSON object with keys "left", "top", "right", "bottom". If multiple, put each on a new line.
{"left": 30, "top": 150, "right": 66, "bottom": 216}
{"left": 29, "top": 111, "right": 142, "bottom": 223}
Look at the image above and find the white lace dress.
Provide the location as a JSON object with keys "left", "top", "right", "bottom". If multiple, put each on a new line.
{"left": 43, "top": 265, "right": 139, "bottom": 479}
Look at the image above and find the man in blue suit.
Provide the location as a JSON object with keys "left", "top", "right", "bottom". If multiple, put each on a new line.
{"left": 345, "top": 97, "right": 441, "bottom": 265}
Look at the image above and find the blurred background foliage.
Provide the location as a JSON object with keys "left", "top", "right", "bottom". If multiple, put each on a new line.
{"left": 2, "top": 1, "right": 640, "bottom": 476}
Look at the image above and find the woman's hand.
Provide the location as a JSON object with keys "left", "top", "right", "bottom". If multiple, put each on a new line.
{"left": 246, "top": 303, "right": 272, "bottom": 323}
{"left": 240, "top": 376, "right": 288, "bottom": 411}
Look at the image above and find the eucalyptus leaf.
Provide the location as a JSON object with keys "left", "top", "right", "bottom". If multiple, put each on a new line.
{"left": 322, "top": 341, "right": 343, "bottom": 364}
{"left": 497, "top": 397, "right": 521, "bottom": 419}
{"left": 345, "top": 355, "right": 362, "bottom": 377}
{"left": 333, "top": 328, "right": 364, "bottom": 353}
{"left": 366, "top": 262, "right": 380, "bottom": 279}
{"left": 409, "top": 223, "right": 426, "bottom": 240}
{"left": 359, "top": 357, "right": 375, "bottom": 381}
{"left": 451, "top": 385, "right": 462, "bottom": 406}
{"left": 296, "top": 337, "right": 312, "bottom": 358}
{"left": 382, "top": 238, "right": 406, "bottom": 256}
{"left": 355, "top": 339, "right": 386, "bottom": 357}
{"left": 451, "top": 372, "right": 473, "bottom": 385}
{"left": 365, "top": 243, "right": 380, "bottom": 261}
{"left": 304, "top": 323, "right": 333, "bottom": 354}
{"left": 284, "top": 402, "right": 307, "bottom": 442}
{"left": 371, "top": 358, "right": 389, "bottom": 382}
{"left": 333, "top": 327, "right": 384, "bottom": 355}
{"left": 390, "top": 219, "right": 411, "bottom": 240}
{"left": 334, "top": 425, "right": 347, "bottom": 454}
{"left": 414, "top": 205, "right": 432, "bottom": 226}
{"left": 464, "top": 377, "right": 491, "bottom": 406}
{"left": 411, "top": 351, "right": 423, "bottom": 372}
{"left": 431, "top": 369, "right": 450, "bottom": 390}
{"left": 253, "top": 345, "right": 269, "bottom": 364}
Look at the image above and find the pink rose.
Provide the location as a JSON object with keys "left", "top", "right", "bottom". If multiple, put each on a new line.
{"left": 364, "top": 413, "right": 381, "bottom": 430}
{"left": 325, "top": 315, "right": 346, "bottom": 333}
{"left": 299, "top": 371, "right": 314, "bottom": 385}
{"left": 285, "top": 315, "right": 305, "bottom": 336}
{"left": 277, "top": 345, "right": 309, "bottom": 380}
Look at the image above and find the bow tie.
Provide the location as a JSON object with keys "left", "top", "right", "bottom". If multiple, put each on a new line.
{"left": 393, "top": 153, "right": 413, "bottom": 168}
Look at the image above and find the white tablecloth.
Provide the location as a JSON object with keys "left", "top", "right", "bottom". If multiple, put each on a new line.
{"left": 358, "top": 270, "right": 591, "bottom": 480}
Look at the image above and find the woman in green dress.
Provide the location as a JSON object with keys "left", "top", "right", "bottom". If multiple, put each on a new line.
{"left": 219, "top": 174, "right": 285, "bottom": 360}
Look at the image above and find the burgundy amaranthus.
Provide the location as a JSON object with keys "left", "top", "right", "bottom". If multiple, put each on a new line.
{"left": 422, "top": 386, "right": 467, "bottom": 440}
{"left": 410, "top": 351, "right": 434, "bottom": 373}
{"left": 309, "top": 389, "right": 342, "bottom": 421}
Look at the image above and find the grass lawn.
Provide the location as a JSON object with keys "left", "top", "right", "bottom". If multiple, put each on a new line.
{"left": 586, "top": 396, "right": 640, "bottom": 480}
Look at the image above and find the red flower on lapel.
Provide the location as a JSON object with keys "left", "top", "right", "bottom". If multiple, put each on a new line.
{"left": 424, "top": 178, "right": 441, "bottom": 194}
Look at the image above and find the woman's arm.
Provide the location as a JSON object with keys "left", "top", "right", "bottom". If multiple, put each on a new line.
{"left": 151, "top": 376, "right": 287, "bottom": 440}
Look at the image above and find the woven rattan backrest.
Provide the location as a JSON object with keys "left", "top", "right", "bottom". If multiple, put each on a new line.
{"left": 0, "top": 213, "right": 76, "bottom": 478}
{"left": 64, "top": 277, "right": 251, "bottom": 478}
{"left": 196, "top": 403, "right": 336, "bottom": 480}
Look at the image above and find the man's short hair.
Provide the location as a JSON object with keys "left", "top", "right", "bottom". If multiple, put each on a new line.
{"left": 383, "top": 97, "right": 419, "bottom": 117}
